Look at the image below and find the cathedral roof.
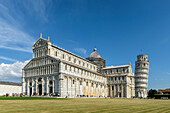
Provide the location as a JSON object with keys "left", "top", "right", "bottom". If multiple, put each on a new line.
{"left": 89, "top": 48, "right": 102, "bottom": 58}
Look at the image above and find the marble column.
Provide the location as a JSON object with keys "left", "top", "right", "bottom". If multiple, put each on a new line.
{"left": 114, "top": 85, "right": 116, "bottom": 97}
{"left": 52, "top": 76, "right": 55, "bottom": 94}
{"left": 110, "top": 85, "right": 112, "bottom": 97}
{"left": 35, "top": 78, "right": 38, "bottom": 95}
{"left": 121, "top": 84, "right": 124, "bottom": 98}
{"left": 75, "top": 79, "right": 76, "bottom": 97}
{"left": 27, "top": 79, "right": 30, "bottom": 96}
{"left": 42, "top": 77, "right": 44, "bottom": 95}
{"left": 46, "top": 77, "right": 49, "bottom": 95}
{"left": 117, "top": 85, "right": 119, "bottom": 98}
{"left": 32, "top": 79, "right": 34, "bottom": 96}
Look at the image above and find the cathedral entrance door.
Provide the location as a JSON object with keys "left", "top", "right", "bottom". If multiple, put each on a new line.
{"left": 119, "top": 93, "right": 121, "bottom": 98}
{"left": 38, "top": 84, "right": 42, "bottom": 96}
{"left": 30, "top": 87, "right": 32, "bottom": 96}
{"left": 49, "top": 86, "right": 53, "bottom": 95}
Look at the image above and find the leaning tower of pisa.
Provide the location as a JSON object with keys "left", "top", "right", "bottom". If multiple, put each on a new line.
{"left": 135, "top": 54, "right": 149, "bottom": 98}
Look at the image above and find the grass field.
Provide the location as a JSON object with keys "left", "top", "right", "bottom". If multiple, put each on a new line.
{"left": 0, "top": 97, "right": 170, "bottom": 113}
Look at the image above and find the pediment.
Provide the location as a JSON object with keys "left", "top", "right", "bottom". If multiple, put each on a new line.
{"left": 32, "top": 38, "right": 50, "bottom": 49}
{"left": 23, "top": 59, "right": 33, "bottom": 69}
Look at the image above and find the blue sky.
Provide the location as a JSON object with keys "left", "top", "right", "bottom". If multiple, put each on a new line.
{"left": 0, "top": 0, "right": 170, "bottom": 90}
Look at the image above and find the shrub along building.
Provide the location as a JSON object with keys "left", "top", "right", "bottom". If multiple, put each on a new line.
{"left": 22, "top": 34, "right": 149, "bottom": 98}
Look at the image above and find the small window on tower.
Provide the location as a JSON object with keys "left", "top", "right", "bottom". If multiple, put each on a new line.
{"left": 56, "top": 52, "right": 57, "bottom": 56}
{"left": 63, "top": 54, "right": 65, "bottom": 59}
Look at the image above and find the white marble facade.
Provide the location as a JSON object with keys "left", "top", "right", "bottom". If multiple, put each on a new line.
{"left": 22, "top": 34, "right": 135, "bottom": 98}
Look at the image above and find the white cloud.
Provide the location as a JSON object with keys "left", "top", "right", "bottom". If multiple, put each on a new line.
{"left": 166, "top": 72, "right": 170, "bottom": 75}
{"left": 0, "top": 18, "right": 34, "bottom": 53}
{"left": 0, "top": 1, "right": 51, "bottom": 53}
{"left": 0, "top": 60, "right": 30, "bottom": 81}
{"left": 0, "top": 45, "right": 32, "bottom": 53}
{"left": 20, "top": 0, "right": 49, "bottom": 23}
{"left": 73, "top": 48, "right": 87, "bottom": 57}
{"left": 0, "top": 56, "right": 18, "bottom": 62}
{"left": 67, "top": 40, "right": 79, "bottom": 45}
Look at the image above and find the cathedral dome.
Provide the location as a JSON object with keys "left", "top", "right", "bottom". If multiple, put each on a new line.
{"left": 89, "top": 48, "right": 102, "bottom": 58}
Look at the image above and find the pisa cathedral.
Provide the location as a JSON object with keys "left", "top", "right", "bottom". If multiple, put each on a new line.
{"left": 22, "top": 34, "right": 149, "bottom": 98}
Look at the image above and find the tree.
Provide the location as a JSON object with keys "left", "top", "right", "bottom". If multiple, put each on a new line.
{"left": 148, "top": 89, "right": 157, "bottom": 97}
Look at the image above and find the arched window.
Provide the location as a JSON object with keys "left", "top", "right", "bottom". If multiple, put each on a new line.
{"left": 74, "top": 59, "right": 76, "bottom": 63}
{"left": 112, "top": 86, "right": 114, "bottom": 90}
{"left": 49, "top": 80, "right": 52, "bottom": 85}
{"left": 29, "top": 82, "right": 32, "bottom": 86}
{"left": 38, "top": 78, "right": 42, "bottom": 82}
{"left": 45, "top": 50, "right": 47, "bottom": 55}
{"left": 65, "top": 65, "right": 67, "bottom": 70}
{"left": 123, "top": 68, "right": 125, "bottom": 72}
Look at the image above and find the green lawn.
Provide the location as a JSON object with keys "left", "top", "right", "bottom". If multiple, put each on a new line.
{"left": 0, "top": 96, "right": 66, "bottom": 100}
{"left": 0, "top": 97, "right": 170, "bottom": 113}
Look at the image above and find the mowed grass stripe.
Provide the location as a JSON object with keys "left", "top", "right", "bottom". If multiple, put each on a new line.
{"left": 0, "top": 98, "right": 170, "bottom": 113}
